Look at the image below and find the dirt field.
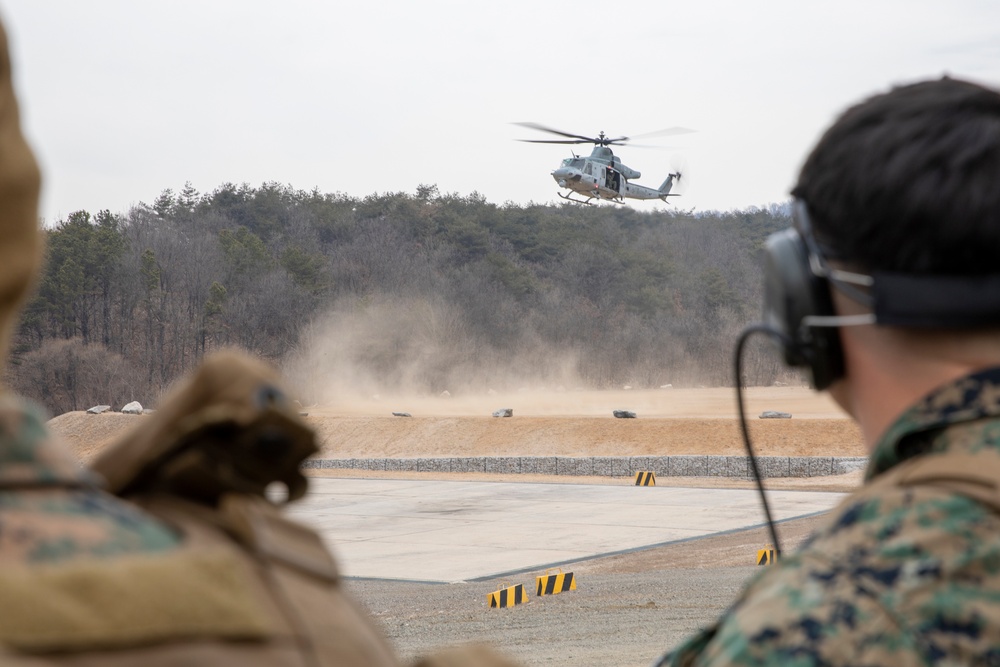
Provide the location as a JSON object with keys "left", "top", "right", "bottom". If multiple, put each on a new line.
{"left": 49, "top": 386, "right": 865, "bottom": 667}
{"left": 348, "top": 513, "right": 832, "bottom": 666}
{"left": 51, "top": 386, "right": 864, "bottom": 462}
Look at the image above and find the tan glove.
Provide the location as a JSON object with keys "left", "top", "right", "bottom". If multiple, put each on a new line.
{"left": 91, "top": 349, "right": 317, "bottom": 504}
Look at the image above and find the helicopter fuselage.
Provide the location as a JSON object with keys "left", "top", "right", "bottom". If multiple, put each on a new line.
{"left": 550, "top": 147, "right": 679, "bottom": 205}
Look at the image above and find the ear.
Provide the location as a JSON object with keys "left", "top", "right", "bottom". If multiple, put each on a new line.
{"left": 761, "top": 227, "right": 844, "bottom": 390}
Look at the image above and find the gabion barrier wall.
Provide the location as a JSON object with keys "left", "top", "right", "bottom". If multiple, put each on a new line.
{"left": 302, "top": 455, "right": 869, "bottom": 478}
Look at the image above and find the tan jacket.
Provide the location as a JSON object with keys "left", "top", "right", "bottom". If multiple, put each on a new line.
{"left": 0, "top": 353, "right": 400, "bottom": 666}
{"left": 1, "top": 494, "right": 401, "bottom": 666}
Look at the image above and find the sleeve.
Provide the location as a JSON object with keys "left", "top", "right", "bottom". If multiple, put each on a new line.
{"left": 656, "top": 553, "right": 927, "bottom": 667}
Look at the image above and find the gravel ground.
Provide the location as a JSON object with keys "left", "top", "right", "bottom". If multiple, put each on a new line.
{"left": 349, "top": 567, "right": 754, "bottom": 667}
{"left": 346, "top": 512, "right": 832, "bottom": 667}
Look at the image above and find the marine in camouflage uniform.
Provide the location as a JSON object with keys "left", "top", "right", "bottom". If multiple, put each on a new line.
{"left": 662, "top": 367, "right": 1000, "bottom": 666}
{"left": 658, "top": 78, "right": 1000, "bottom": 666}
{"left": 0, "top": 352, "right": 406, "bottom": 665}
{"left": 0, "top": 8, "right": 176, "bottom": 571}
{"left": 0, "top": 18, "right": 399, "bottom": 663}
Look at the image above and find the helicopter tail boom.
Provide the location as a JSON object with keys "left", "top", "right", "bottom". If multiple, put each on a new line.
{"left": 658, "top": 172, "right": 681, "bottom": 194}
{"left": 657, "top": 172, "right": 683, "bottom": 201}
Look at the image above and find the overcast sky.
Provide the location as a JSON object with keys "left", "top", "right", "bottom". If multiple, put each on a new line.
{"left": 3, "top": 0, "right": 999, "bottom": 223}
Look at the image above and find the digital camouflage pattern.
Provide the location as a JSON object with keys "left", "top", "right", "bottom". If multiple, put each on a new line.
{"left": 661, "top": 366, "right": 1000, "bottom": 666}
{"left": 0, "top": 397, "right": 178, "bottom": 564}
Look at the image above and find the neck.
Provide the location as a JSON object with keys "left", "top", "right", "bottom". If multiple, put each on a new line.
{"left": 833, "top": 328, "right": 991, "bottom": 451}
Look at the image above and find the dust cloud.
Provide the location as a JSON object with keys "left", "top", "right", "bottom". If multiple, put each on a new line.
{"left": 281, "top": 296, "right": 840, "bottom": 419}
{"left": 282, "top": 295, "right": 589, "bottom": 415}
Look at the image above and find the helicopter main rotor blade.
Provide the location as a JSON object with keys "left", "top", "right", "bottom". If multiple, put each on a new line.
{"left": 517, "top": 138, "right": 595, "bottom": 145}
{"left": 513, "top": 122, "right": 598, "bottom": 144}
{"left": 625, "top": 126, "right": 697, "bottom": 140}
{"left": 618, "top": 143, "right": 681, "bottom": 150}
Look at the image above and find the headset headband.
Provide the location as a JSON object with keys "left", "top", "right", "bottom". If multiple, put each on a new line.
{"left": 793, "top": 200, "right": 1000, "bottom": 329}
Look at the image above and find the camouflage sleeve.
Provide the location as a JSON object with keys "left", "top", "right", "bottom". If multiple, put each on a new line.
{"left": 661, "top": 487, "right": 1000, "bottom": 666}
{"left": 662, "top": 554, "right": 923, "bottom": 666}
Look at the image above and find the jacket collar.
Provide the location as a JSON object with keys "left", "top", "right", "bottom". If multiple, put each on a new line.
{"left": 867, "top": 367, "right": 1000, "bottom": 479}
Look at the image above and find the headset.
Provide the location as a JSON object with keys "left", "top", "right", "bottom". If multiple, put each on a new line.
{"left": 762, "top": 199, "right": 1000, "bottom": 390}
{"left": 735, "top": 198, "right": 1000, "bottom": 557}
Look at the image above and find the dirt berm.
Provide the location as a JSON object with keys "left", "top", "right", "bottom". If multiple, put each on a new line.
{"left": 49, "top": 387, "right": 865, "bottom": 462}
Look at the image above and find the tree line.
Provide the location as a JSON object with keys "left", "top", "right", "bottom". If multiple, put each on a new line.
{"left": 10, "top": 181, "right": 798, "bottom": 415}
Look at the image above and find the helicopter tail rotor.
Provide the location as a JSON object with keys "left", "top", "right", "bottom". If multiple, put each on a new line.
{"left": 668, "top": 155, "right": 690, "bottom": 195}
{"left": 658, "top": 157, "right": 689, "bottom": 201}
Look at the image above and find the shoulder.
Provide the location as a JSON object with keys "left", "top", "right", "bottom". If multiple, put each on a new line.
{"left": 0, "top": 547, "right": 281, "bottom": 654}
{"left": 668, "top": 481, "right": 1000, "bottom": 666}
{"left": 0, "top": 488, "right": 180, "bottom": 565}
{"left": 0, "top": 398, "right": 95, "bottom": 486}
{"left": 0, "top": 397, "right": 180, "bottom": 565}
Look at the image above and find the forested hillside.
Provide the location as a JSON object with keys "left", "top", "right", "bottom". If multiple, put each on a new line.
{"left": 11, "top": 182, "right": 797, "bottom": 415}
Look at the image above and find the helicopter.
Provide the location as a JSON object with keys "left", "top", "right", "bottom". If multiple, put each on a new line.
{"left": 515, "top": 122, "right": 694, "bottom": 205}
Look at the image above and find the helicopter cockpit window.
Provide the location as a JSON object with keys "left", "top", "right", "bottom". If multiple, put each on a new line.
{"left": 561, "top": 157, "right": 586, "bottom": 170}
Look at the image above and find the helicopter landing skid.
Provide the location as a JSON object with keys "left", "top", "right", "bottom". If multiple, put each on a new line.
{"left": 557, "top": 191, "right": 625, "bottom": 206}
{"left": 557, "top": 191, "right": 596, "bottom": 205}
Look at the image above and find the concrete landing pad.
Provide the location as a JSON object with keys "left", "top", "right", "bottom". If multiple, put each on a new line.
{"left": 286, "top": 478, "right": 845, "bottom": 583}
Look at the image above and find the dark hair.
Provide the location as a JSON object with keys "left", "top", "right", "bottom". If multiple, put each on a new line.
{"left": 792, "top": 77, "right": 1000, "bottom": 274}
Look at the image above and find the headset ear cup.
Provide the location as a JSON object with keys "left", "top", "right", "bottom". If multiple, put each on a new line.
{"left": 762, "top": 228, "right": 845, "bottom": 390}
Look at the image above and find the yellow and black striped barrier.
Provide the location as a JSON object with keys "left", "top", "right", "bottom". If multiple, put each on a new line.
{"left": 756, "top": 546, "right": 777, "bottom": 566}
{"left": 635, "top": 471, "right": 656, "bottom": 486}
{"left": 535, "top": 569, "right": 576, "bottom": 597}
{"left": 488, "top": 583, "right": 528, "bottom": 608}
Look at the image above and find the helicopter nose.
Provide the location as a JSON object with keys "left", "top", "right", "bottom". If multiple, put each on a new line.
{"left": 551, "top": 167, "right": 573, "bottom": 181}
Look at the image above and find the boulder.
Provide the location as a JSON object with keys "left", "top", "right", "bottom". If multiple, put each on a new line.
{"left": 121, "top": 401, "right": 143, "bottom": 415}
{"left": 759, "top": 410, "right": 792, "bottom": 419}
{"left": 492, "top": 408, "right": 513, "bottom": 418}
{"left": 613, "top": 410, "right": 637, "bottom": 419}
{"left": 392, "top": 412, "right": 412, "bottom": 417}
{"left": 86, "top": 405, "right": 111, "bottom": 415}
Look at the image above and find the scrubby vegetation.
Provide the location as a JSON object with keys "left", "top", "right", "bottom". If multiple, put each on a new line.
{"left": 13, "top": 182, "right": 796, "bottom": 415}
